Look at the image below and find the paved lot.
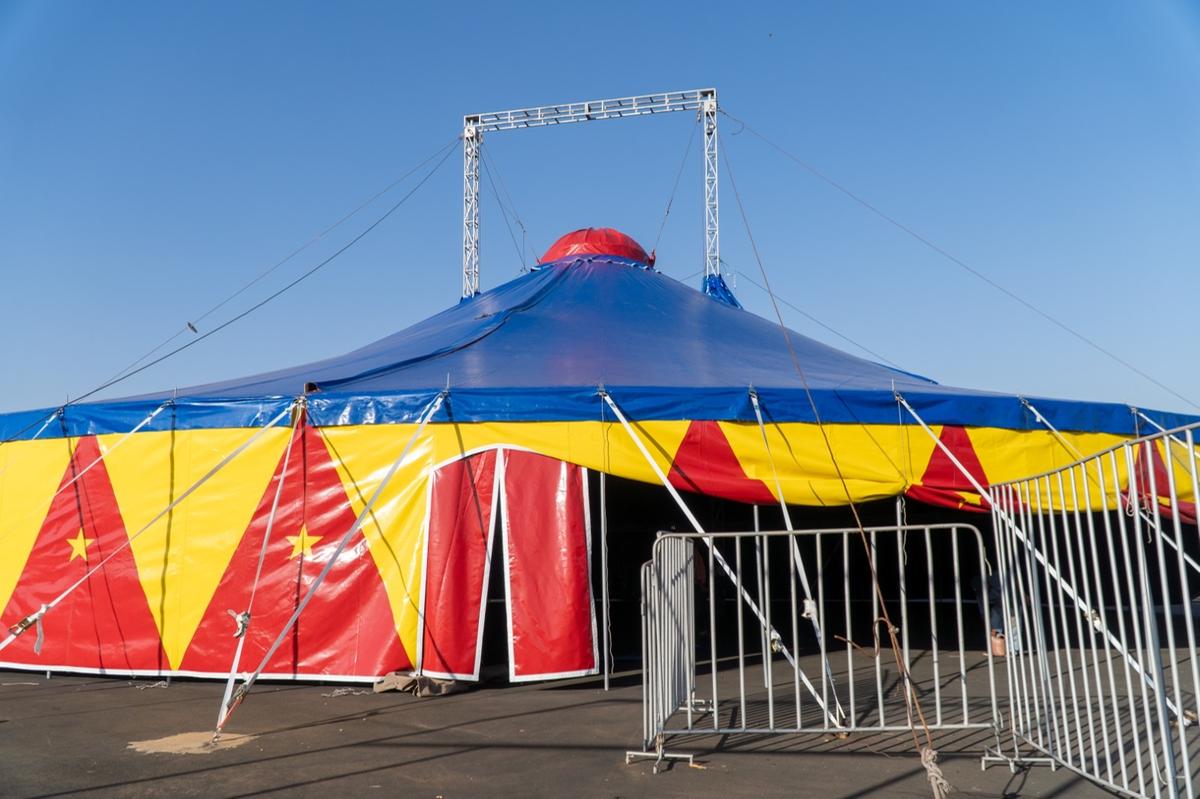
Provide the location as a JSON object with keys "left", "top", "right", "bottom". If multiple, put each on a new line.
{"left": 0, "top": 668, "right": 1107, "bottom": 798}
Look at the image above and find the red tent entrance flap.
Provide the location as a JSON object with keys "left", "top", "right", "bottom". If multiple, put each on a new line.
{"left": 500, "top": 450, "right": 598, "bottom": 682}
{"left": 419, "top": 450, "right": 500, "bottom": 680}
{"left": 419, "top": 448, "right": 597, "bottom": 683}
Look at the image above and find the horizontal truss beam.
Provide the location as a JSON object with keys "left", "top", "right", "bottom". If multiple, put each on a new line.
{"left": 466, "top": 88, "right": 715, "bottom": 133}
{"left": 462, "top": 88, "right": 719, "bottom": 298}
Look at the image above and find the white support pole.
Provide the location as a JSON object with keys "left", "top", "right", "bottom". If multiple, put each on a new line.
{"left": 1134, "top": 407, "right": 1200, "bottom": 470}
{"left": 895, "top": 391, "right": 1178, "bottom": 714}
{"left": 1024, "top": 397, "right": 1200, "bottom": 577}
{"left": 599, "top": 389, "right": 842, "bottom": 727}
{"left": 749, "top": 389, "right": 845, "bottom": 719}
{"left": 217, "top": 390, "right": 447, "bottom": 734}
{"left": 0, "top": 401, "right": 297, "bottom": 655}
{"left": 215, "top": 403, "right": 304, "bottom": 731}
{"left": 600, "top": 469, "right": 611, "bottom": 691}
{"left": 1020, "top": 398, "right": 1085, "bottom": 460}
{"left": 29, "top": 410, "right": 60, "bottom": 441}
{"left": 462, "top": 120, "right": 481, "bottom": 298}
{"left": 0, "top": 400, "right": 170, "bottom": 542}
{"left": 754, "top": 504, "right": 768, "bottom": 689}
{"left": 0, "top": 408, "right": 69, "bottom": 482}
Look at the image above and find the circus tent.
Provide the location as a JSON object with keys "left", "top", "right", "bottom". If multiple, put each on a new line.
{"left": 1, "top": 228, "right": 1195, "bottom": 683}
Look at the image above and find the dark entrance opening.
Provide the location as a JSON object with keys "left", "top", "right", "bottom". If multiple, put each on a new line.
{"left": 476, "top": 470, "right": 999, "bottom": 683}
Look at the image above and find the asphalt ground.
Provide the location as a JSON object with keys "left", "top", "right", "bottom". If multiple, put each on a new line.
{"left": 0, "top": 665, "right": 1109, "bottom": 798}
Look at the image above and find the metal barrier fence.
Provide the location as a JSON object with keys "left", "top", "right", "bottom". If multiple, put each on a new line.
{"left": 634, "top": 534, "right": 698, "bottom": 770}
{"left": 990, "top": 424, "right": 1200, "bottom": 798}
{"left": 628, "top": 523, "right": 1001, "bottom": 772}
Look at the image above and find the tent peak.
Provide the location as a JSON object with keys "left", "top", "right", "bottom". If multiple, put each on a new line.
{"left": 539, "top": 228, "right": 650, "bottom": 265}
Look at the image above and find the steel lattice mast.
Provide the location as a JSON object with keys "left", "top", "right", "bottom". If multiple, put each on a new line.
{"left": 462, "top": 121, "right": 481, "bottom": 298}
{"left": 461, "top": 88, "right": 720, "bottom": 298}
{"left": 701, "top": 92, "right": 719, "bottom": 288}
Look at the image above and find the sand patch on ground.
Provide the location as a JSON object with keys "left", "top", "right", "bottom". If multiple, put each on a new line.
{"left": 127, "top": 731, "right": 255, "bottom": 755}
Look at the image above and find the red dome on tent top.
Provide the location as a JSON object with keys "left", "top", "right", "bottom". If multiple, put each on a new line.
{"left": 539, "top": 228, "right": 650, "bottom": 264}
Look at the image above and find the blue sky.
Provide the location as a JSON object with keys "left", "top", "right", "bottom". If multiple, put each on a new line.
{"left": 2, "top": 1, "right": 1199, "bottom": 414}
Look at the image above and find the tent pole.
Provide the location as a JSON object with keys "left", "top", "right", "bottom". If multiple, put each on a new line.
{"left": 216, "top": 390, "right": 447, "bottom": 736}
{"left": 895, "top": 390, "right": 1176, "bottom": 707}
{"left": 1025, "top": 397, "right": 1200, "bottom": 576}
{"left": 895, "top": 393, "right": 994, "bottom": 504}
{"left": 754, "top": 504, "right": 769, "bottom": 689}
{"left": 1134, "top": 407, "right": 1200, "bottom": 461}
{"left": 600, "top": 470, "right": 610, "bottom": 691}
{"left": 0, "top": 401, "right": 295, "bottom": 657}
{"left": 599, "top": 388, "right": 842, "bottom": 727}
{"left": 0, "top": 399, "right": 169, "bottom": 535}
{"left": 215, "top": 403, "right": 304, "bottom": 731}
{"left": 895, "top": 495, "right": 910, "bottom": 666}
{"left": 748, "top": 389, "right": 846, "bottom": 720}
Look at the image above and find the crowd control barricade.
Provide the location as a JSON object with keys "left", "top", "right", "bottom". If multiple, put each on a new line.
{"left": 990, "top": 424, "right": 1200, "bottom": 798}
{"left": 628, "top": 524, "right": 1002, "bottom": 772}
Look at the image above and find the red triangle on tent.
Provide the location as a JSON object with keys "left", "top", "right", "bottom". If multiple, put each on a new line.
{"left": 668, "top": 420, "right": 776, "bottom": 504}
{"left": 180, "top": 420, "right": 410, "bottom": 677}
{"left": 907, "top": 426, "right": 991, "bottom": 511}
{"left": 1, "top": 436, "right": 170, "bottom": 672}
{"left": 1130, "top": 441, "right": 1198, "bottom": 525}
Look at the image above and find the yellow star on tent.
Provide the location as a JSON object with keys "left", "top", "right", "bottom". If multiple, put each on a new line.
{"left": 67, "top": 530, "right": 94, "bottom": 563}
{"left": 285, "top": 526, "right": 322, "bottom": 560}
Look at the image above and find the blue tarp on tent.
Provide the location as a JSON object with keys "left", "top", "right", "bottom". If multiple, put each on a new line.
{"left": 2, "top": 255, "right": 1195, "bottom": 439}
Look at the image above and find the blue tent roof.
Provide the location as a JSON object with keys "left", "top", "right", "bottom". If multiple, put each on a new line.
{"left": 3, "top": 255, "right": 1195, "bottom": 439}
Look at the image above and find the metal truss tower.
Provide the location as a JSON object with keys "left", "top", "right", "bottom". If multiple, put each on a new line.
{"left": 701, "top": 92, "right": 720, "bottom": 285}
{"left": 462, "top": 121, "right": 481, "bottom": 298}
{"left": 461, "top": 88, "right": 720, "bottom": 298}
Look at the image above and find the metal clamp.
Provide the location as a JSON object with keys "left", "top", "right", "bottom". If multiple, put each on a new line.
{"left": 227, "top": 609, "right": 251, "bottom": 639}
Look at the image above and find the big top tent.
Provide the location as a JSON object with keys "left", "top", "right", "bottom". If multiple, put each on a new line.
{"left": 1, "top": 227, "right": 1196, "bottom": 684}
